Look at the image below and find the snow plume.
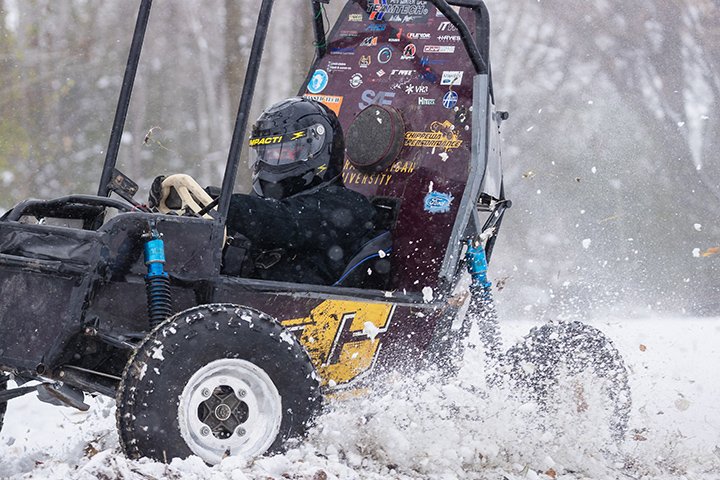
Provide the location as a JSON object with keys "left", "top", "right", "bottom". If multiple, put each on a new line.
{"left": 306, "top": 338, "right": 623, "bottom": 480}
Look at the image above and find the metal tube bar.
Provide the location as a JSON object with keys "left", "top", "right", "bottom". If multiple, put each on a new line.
{"left": 98, "top": 0, "right": 153, "bottom": 197}
{"left": 217, "top": 0, "right": 275, "bottom": 226}
{"left": 312, "top": 1, "right": 328, "bottom": 58}
{"left": 430, "top": 0, "right": 486, "bottom": 74}
{"left": 0, "top": 385, "right": 37, "bottom": 402}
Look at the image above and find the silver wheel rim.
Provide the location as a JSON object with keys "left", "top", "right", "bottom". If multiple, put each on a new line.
{"left": 178, "top": 358, "right": 282, "bottom": 464}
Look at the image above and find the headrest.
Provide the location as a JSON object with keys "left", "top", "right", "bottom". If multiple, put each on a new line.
{"left": 345, "top": 105, "right": 405, "bottom": 174}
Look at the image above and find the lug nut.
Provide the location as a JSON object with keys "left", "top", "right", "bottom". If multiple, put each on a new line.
{"left": 200, "top": 426, "right": 211, "bottom": 437}
{"left": 236, "top": 427, "right": 246, "bottom": 437}
{"left": 201, "top": 388, "right": 211, "bottom": 397}
{"left": 237, "top": 389, "right": 246, "bottom": 398}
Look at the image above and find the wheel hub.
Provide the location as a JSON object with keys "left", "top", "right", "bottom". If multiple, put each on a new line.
{"left": 178, "top": 359, "right": 282, "bottom": 463}
{"left": 196, "top": 385, "right": 250, "bottom": 439}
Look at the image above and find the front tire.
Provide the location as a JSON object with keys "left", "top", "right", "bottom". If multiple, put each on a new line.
{"left": 116, "top": 304, "right": 322, "bottom": 464}
{"left": 503, "top": 321, "right": 631, "bottom": 442}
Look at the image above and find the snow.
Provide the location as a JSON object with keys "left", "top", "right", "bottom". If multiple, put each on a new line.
{"left": 362, "top": 322, "right": 381, "bottom": 340}
{"left": 422, "top": 286, "right": 434, "bottom": 302}
{"left": 2, "top": 316, "right": 719, "bottom": 479}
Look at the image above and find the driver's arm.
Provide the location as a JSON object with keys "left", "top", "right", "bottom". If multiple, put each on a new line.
{"left": 226, "top": 189, "right": 375, "bottom": 252}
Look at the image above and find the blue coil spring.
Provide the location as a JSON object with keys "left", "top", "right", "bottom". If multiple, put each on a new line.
{"left": 146, "top": 274, "right": 172, "bottom": 328}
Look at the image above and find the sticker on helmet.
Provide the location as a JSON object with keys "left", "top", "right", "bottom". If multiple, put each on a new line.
{"left": 249, "top": 130, "right": 306, "bottom": 147}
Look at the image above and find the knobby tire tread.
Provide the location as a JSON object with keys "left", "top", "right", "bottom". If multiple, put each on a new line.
{"left": 115, "top": 303, "right": 322, "bottom": 463}
{"left": 504, "top": 321, "right": 631, "bottom": 440}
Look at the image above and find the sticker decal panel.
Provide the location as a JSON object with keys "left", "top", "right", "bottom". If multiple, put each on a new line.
{"left": 302, "top": 0, "right": 477, "bottom": 288}
{"left": 307, "top": 69, "right": 329, "bottom": 94}
{"left": 424, "top": 190, "right": 455, "bottom": 214}
{"left": 281, "top": 300, "right": 396, "bottom": 386}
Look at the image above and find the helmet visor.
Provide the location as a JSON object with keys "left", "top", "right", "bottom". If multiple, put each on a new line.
{"left": 249, "top": 124, "right": 326, "bottom": 167}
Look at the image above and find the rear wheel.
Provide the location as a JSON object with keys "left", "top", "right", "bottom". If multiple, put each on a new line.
{"left": 503, "top": 321, "right": 631, "bottom": 442}
{"left": 116, "top": 304, "right": 322, "bottom": 464}
{"left": 0, "top": 373, "right": 7, "bottom": 433}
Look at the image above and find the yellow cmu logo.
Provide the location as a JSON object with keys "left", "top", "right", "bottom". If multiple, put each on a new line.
{"left": 281, "top": 300, "right": 395, "bottom": 386}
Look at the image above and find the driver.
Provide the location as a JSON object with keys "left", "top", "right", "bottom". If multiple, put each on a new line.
{"left": 225, "top": 97, "right": 377, "bottom": 285}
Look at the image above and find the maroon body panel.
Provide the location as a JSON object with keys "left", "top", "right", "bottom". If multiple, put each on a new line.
{"left": 303, "top": 2, "right": 477, "bottom": 293}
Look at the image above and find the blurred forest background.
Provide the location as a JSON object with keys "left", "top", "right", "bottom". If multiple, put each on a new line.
{"left": 0, "top": 0, "right": 718, "bottom": 319}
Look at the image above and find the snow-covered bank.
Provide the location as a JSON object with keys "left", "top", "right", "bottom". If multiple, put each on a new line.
{"left": 1, "top": 317, "right": 718, "bottom": 480}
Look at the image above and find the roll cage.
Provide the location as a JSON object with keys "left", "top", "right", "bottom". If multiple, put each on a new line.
{"left": 94, "top": 0, "right": 509, "bottom": 296}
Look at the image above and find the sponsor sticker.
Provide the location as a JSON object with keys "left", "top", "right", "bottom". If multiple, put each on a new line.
{"left": 388, "top": 27, "right": 403, "bottom": 42}
{"left": 359, "top": 89, "right": 396, "bottom": 110}
{"left": 377, "top": 47, "right": 393, "bottom": 64}
{"left": 405, "top": 120, "right": 462, "bottom": 151}
{"left": 438, "top": 34, "right": 461, "bottom": 42}
{"left": 390, "top": 69, "right": 414, "bottom": 77}
{"left": 441, "top": 71, "right": 463, "bottom": 86}
{"left": 348, "top": 13, "right": 363, "bottom": 22}
{"left": 330, "top": 47, "right": 355, "bottom": 55}
{"left": 370, "top": 0, "right": 430, "bottom": 23}
{"left": 405, "top": 84, "right": 430, "bottom": 94}
{"left": 307, "top": 69, "right": 328, "bottom": 94}
{"left": 420, "top": 56, "right": 447, "bottom": 66}
{"left": 423, "top": 45, "right": 455, "bottom": 54}
{"left": 360, "top": 36, "right": 379, "bottom": 47}
{"left": 437, "top": 21, "right": 458, "bottom": 31}
{"left": 366, "top": 23, "right": 387, "bottom": 32}
{"left": 350, "top": 73, "right": 363, "bottom": 88}
{"left": 418, "top": 97, "right": 436, "bottom": 106}
{"left": 407, "top": 32, "right": 431, "bottom": 40}
{"left": 327, "top": 62, "right": 352, "bottom": 72}
{"left": 401, "top": 44, "right": 416, "bottom": 60}
{"left": 387, "top": 14, "right": 428, "bottom": 23}
{"left": 368, "top": 0, "right": 388, "bottom": 21}
{"left": 359, "top": 55, "right": 372, "bottom": 68}
{"left": 442, "top": 90, "right": 458, "bottom": 109}
{"left": 281, "top": 300, "right": 395, "bottom": 386}
{"left": 304, "top": 94, "right": 344, "bottom": 116}
{"left": 424, "top": 191, "right": 455, "bottom": 214}
{"left": 376, "top": 69, "right": 386, "bottom": 77}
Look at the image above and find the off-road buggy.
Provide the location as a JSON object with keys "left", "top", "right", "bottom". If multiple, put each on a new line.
{"left": 0, "top": 0, "right": 631, "bottom": 465}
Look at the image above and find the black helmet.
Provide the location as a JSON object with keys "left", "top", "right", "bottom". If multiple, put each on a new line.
{"left": 249, "top": 97, "right": 344, "bottom": 199}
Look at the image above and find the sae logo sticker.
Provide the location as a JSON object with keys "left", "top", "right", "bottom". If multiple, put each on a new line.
{"left": 308, "top": 69, "right": 329, "bottom": 94}
{"left": 424, "top": 191, "right": 455, "bottom": 214}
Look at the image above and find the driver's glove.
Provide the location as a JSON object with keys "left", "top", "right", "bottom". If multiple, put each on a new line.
{"left": 148, "top": 175, "right": 166, "bottom": 209}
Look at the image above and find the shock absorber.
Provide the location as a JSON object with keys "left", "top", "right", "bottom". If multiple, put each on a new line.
{"left": 144, "top": 226, "right": 172, "bottom": 328}
{"left": 465, "top": 235, "right": 502, "bottom": 364}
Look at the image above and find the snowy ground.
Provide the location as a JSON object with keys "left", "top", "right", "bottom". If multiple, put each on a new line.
{"left": 1, "top": 316, "right": 719, "bottom": 480}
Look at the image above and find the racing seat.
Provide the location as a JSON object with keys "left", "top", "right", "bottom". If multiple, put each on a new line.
{"left": 334, "top": 231, "right": 392, "bottom": 289}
